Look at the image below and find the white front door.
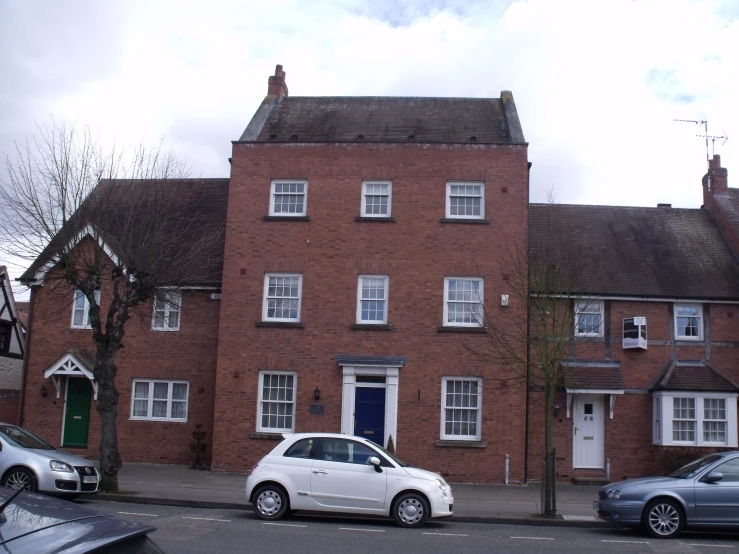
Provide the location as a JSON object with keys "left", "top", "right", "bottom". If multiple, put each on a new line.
{"left": 572, "top": 394, "right": 605, "bottom": 469}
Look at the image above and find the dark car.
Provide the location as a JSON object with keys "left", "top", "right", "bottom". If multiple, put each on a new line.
{"left": 0, "top": 487, "right": 164, "bottom": 553}
{"left": 595, "top": 451, "right": 739, "bottom": 538}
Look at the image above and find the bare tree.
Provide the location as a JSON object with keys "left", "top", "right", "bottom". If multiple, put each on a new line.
{"left": 465, "top": 194, "right": 601, "bottom": 517}
{"left": 0, "top": 121, "right": 225, "bottom": 491}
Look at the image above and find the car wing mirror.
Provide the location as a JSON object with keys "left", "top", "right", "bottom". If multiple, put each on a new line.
{"left": 369, "top": 456, "right": 383, "bottom": 473}
{"left": 702, "top": 472, "right": 724, "bottom": 484}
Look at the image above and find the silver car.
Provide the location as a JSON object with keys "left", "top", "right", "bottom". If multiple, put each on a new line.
{"left": 596, "top": 451, "right": 739, "bottom": 538}
{"left": 0, "top": 422, "right": 99, "bottom": 496}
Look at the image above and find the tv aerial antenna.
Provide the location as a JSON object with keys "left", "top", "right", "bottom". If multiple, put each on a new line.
{"left": 674, "top": 119, "right": 729, "bottom": 167}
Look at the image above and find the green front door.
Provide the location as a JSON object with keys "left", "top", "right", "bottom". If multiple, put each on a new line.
{"left": 63, "top": 378, "right": 92, "bottom": 447}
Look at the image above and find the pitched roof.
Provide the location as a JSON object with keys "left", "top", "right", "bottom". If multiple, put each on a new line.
{"left": 21, "top": 178, "right": 229, "bottom": 286}
{"left": 563, "top": 361, "right": 625, "bottom": 390}
{"left": 242, "top": 95, "right": 524, "bottom": 144}
{"left": 529, "top": 204, "right": 739, "bottom": 300}
{"left": 650, "top": 360, "right": 739, "bottom": 392}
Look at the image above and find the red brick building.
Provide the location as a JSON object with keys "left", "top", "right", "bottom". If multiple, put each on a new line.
{"left": 16, "top": 65, "right": 739, "bottom": 484}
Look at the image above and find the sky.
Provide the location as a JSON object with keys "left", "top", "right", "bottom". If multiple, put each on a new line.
{"left": 1, "top": 0, "right": 738, "bottom": 298}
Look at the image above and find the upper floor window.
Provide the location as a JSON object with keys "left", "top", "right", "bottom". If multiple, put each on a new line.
{"left": 675, "top": 304, "right": 702, "bottom": 340}
{"left": 361, "top": 181, "right": 392, "bottom": 217}
{"left": 443, "top": 277, "right": 483, "bottom": 327}
{"left": 263, "top": 274, "right": 302, "bottom": 322}
{"left": 71, "top": 290, "right": 101, "bottom": 329}
{"left": 446, "top": 182, "right": 484, "bottom": 219}
{"left": 0, "top": 322, "right": 10, "bottom": 353}
{"left": 152, "top": 290, "right": 182, "bottom": 331}
{"left": 131, "top": 380, "right": 189, "bottom": 421}
{"left": 270, "top": 180, "right": 307, "bottom": 216}
{"left": 441, "top": 377, "right": 482, "bottom": 441}
{"left": 574, "top": 300, "right": 603, "bottom": 337}
{"left": 258, "top": 371, "right": 297, "bottom": 432}
{"left": 357, "top": 275, "right": 388, "bottom": 324}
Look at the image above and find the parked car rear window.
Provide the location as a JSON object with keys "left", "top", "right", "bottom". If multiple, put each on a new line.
{"left": 284, "top": 438, "right": 317, "bottom": 459}
{"left": 668, "top": 454, "right": 723, "bottom": 479}
{"left": 0, "top": 425, "right": 55, "bottom": 450}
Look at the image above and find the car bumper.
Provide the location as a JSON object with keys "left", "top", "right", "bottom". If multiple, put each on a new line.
{"left": 429, "top": 490, "right": 454, "bottom": 519}
{"left": 37, "top": 467, "right": 100, "bottom": 494}
{"left": 594, "top": 499, "right": 644, "bottom": 525}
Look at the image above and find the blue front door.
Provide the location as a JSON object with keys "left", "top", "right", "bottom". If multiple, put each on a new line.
{"left": 354, "top": 387, "right": 385, "bottom": 446}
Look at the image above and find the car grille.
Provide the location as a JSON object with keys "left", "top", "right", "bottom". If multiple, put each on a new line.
{"left": 598, "top": 490, "right": 608, "bottom": 500}
{"left": 74, "top": 466, "right": 99, "bottom": 492}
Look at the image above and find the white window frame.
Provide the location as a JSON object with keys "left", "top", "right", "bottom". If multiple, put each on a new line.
{"left": 440, "top": 377, "right": 482, "bottom": 441}
{"left": 361, "top": 181, "right": 392, "bottom": 217}
{"left": 130, "top": 379, "right": 189, "bottom": 422}
{"left": 257, "top": 370, "right": 297, "bottom": 433}
{"left": 574, "top": 300, "right": 604, "bottom": 337}
{"left": 151, "top": 289, "right": 182, "bottom": 331}
{"left": 70, "top": 290, "right": 101, "bottom": 329}
{"left": 262, "top": 273, "right": 303, "bottom": 322}
{"left": 443, "top": 277, "right": 484, "bottom": 327}
{"left": 652, "top": 391, "right": 738, "bottom": 447}
{"left": 674, "top": 304, "right": 703, "bottom": 340}
{"left": 356, "top": 275, "right": 389, "bottom": 324}
{"left": 445, "top": 181, "right": 485, "bottom": 220}
{"left": 269, "top": 180, "right": 308, "bottom": 216}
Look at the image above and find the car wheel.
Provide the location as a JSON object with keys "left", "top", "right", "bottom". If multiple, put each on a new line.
{"left": 3, "top": 467, "right": 38, "bottom": 493}
{"left": 643, "top": 498, "right": 683, "bottom": 539}
{"left": 392, "top": 492, "right": 429, "bottom": 528}
{"left": 252, "top": 484, "right": 289, "bottom": 521}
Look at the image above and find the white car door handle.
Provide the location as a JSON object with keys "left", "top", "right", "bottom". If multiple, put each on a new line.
{"left": 312, "top": 470, "right": 327, "bottom": 475}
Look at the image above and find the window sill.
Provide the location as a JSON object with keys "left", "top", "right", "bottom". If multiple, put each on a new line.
{"left": 263, "top": 215, "right": 310, "bottom": 221}
{"left": 250, "top": 432, "right": 286, "bottom": 440}
{"left": 436, "top": 440, "right": 487, "bottom": 448}
{"left": 351, "top": 324, "right": 393, "bottom": 331}
{"left": 129, "top": 418, "right": 188, "bottom": 423}
{"left": 256, "top": 321, "right": 305, "bottom": 329}
{"left": 675, "top": 338, "right": 704, "bottom": 344}
{"left": 438, "top": 326, "right": 487, "bottom": 333}
{"left": 439, "top": 218, "right": 490, "bottom": 224}
{"left": 355, "top": 216, "right": 396, "bottom": 222}
{"left": 151, "top": 328, "right": 180, "bottom": 332}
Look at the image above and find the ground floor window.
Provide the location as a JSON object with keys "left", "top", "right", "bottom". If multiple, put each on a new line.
{"left": 653, "top": 392, "right": 737, "bottom": 447}
{"left": 131, "top": 380, "right": 189, "bottom": 421}
{"left": 258, "top": 371, "right": 297, "bottom": 432}
{"left": 440, "top": 377, "right": 482, "bottom": 440}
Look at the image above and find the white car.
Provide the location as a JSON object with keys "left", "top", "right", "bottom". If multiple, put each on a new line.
{"left": 245, "top": 433, "right": 454, "bottom": 528}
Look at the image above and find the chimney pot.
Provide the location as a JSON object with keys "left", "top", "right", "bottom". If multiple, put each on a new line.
{"left": 267, "top": 64, "right": 288, "bottom": 100}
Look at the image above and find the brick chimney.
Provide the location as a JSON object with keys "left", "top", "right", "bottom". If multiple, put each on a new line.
{"left": 702, "top": 154, "right": 728, "bottom": 213}
{"left": 267, "top": 64, "right": 288, "bottom": 100}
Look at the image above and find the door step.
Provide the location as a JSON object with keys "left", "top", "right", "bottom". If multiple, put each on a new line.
{"left": 571, "top": 471, "right": 610, "bottom": 486}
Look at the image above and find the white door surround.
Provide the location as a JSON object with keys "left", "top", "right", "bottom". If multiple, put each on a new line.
{"left": 572, "top": 394, "right": 605, "bottom": 469}
{"left": 340, "top": 366, "right": 400, "bottom": 449}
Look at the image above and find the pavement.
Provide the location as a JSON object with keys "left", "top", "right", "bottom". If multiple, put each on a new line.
{"left": 94, "top": 463, "right": 613, "bottom": 528}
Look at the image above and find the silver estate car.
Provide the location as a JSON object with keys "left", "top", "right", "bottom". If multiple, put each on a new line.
{"left": 0, "top": 423, "right": 99, "bottom": 496}
{"left": 596, "top": 451, "right": 739, "bottom": 538}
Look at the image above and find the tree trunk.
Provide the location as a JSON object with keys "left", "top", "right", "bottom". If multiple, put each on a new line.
{"left": 543, "top": 376, "right": 556, "bottom": 517}
{"left": 95, "top": 352, "right": 122, "bottom": 492}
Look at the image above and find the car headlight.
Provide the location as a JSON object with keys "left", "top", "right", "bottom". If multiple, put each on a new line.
{"left": 49, "top": 460, "right": 74, "bottom": 473}
{"left": 607, "top": 490, "right": 621, "bottom": 500}
{"left": 435, "top": 478, "right": 447, "bottom": 492}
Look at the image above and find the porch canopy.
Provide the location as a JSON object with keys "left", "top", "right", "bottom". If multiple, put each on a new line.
{"left": 563, "top": 360, "right": 625, "bottom": 419}
{"left": 43, "top": 350, "right": 98, "bottom": 400}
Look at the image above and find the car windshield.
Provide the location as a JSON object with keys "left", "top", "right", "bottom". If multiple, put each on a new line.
{"left": 668, "top": 454, "right": 723, "bottom": 479}
{"left": 371, "top": 443, "right": 408, "bottom": 467}
{"left": 0, "top": 425, "right": 55, "bottom": 450}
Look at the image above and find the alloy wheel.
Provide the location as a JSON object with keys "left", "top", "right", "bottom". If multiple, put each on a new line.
{"left": 648, "top": 502, "right": 680, "bottom": 536}
{"left": 5, "top": 472, "right": 32, "bottom": 491}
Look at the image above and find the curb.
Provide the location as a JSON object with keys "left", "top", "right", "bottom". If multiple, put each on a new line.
{"left": 90, "top": 494, "right": 615, "bottom": 528}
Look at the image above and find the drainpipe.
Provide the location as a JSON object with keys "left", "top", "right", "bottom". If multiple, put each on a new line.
{"left": 505, "top": 453, "right": 510, "bottom": 485}
{"left": 524, "top": 161, "right": 532, "bottom": 483}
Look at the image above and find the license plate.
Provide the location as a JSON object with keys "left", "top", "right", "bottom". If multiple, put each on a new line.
{"left": 592, "top": 500, "right": 599, "bottom": 511}
{"left": 83, "top": 476, "right": 98, "bottom": 484}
